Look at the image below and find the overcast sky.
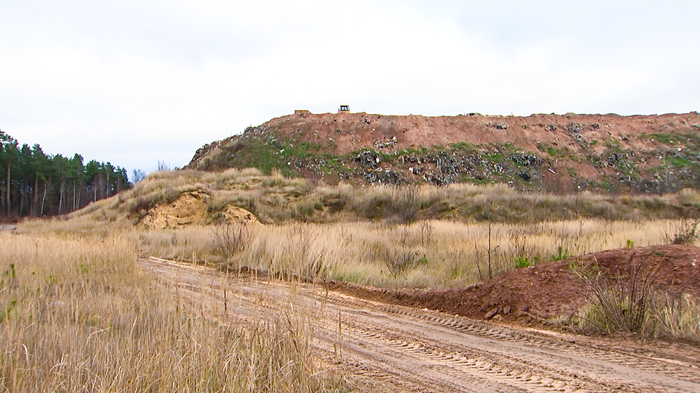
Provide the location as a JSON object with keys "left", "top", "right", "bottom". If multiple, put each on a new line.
{"left": 1, "top": 1, "right": 699, "bottom": 177}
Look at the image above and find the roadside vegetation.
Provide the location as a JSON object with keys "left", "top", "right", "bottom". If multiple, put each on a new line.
{"left": 572, "top": 246, "right": 700, "bottom": 343}
{"left": 128, "top": 219, "right": 677, "bottom": 289}
{"left": 0, "top": 233, "right": 345, "bottom": 392}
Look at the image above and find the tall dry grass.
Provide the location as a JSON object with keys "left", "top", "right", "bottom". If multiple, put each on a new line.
{"left": 21, "top": 168, "right": 700, "bottom": 230}
{"left": 135, "top": 218, "right": 682, "bottom": 289}
{"left": 0, "top": 233, "right": 342, "bottom": 392}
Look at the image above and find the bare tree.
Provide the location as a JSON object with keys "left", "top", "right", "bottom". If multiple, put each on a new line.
{"left": 157, "top": 161, "right": 171, "bottom": 171}
{"left": 132, "top": 169, "right": 146, "bottom": 183}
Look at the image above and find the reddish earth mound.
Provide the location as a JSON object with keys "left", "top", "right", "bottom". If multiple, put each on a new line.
{"left": 258, "top": 112, "right": 700, "bottom": 157}
{"left": 188, "top": 111, "right": 700, "bottom": 193}
{"left": 328, "top": 244, "right": 700, "bottom": 323}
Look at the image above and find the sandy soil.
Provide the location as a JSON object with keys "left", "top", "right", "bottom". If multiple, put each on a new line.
{"left": 139, "top": 191, "right": 258, "bottom": 229}
{"left": 142, "top": 256, "right": 700, "bottom": 392}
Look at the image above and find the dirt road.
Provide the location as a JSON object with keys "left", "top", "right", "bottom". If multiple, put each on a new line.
{"left": 141, "top": 257, "right": 700, "bottom": 392}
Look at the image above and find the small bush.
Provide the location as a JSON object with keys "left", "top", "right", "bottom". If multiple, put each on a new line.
{"left": 211, "top": 222, "right": 252, "bottom": 262}
{"left": 383, "top": 247, "right": 420, "bottom": 278}
{"left": 574, "top": 252, "right": 661, "bottom": 334}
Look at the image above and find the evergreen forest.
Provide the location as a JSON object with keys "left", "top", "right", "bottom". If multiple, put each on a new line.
{"left": 0, "top": 129, "right": 131, "bottom": 218}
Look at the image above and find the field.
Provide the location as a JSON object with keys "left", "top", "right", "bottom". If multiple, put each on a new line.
{"left": 5, "top": 169, "right": 700, "bottom": 391}
{"left": 0, "top": 232, "right": 345, "bottom": 392}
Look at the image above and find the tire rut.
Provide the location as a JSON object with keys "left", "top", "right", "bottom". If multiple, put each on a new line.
{"left": 141, "top": 257, "right": 700, "bottom": 393}
{"left": 321, "top": 289, "right": 700, "bottom": 389}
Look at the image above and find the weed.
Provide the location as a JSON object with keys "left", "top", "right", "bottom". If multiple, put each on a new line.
{"left": 383, "top": 246, "right": 420, "bottom": 278}
{"left": 550, "top": 245, "right": 571, "bottom": 261}
{"left": 650, "top": 293, "right": 700, "bottom": 342}
{"left": 514, "top": 256, "right": 532, "bottom": 269}
{"left": 662, "top": 218, "right": 700, "bottom": 245}
{"left": 419, "top": 220, "right": 434, "bottom": 247}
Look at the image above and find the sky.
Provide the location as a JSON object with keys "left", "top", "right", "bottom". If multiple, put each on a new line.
{"left": 1, "top": 1, "right": 699, "bottom": 178}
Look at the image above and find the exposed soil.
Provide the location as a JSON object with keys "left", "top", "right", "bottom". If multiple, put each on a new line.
{"left": 328, "top": 244, "right": 700, "bottom": 323}
{"left": 139, "top": 191, "right": 258, "bottom": 229}
{"left": 187, "top": 111, "right": 700, "bottom": 193}
{"left": 260, "top": 112, "right": 700, "bottom": 157}
{"left": 142, "top": 255, "right": 700, "bottom": 392}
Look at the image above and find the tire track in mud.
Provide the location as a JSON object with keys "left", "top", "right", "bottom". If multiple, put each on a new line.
{"left": 141, "top": 257, "right": 700, "bottom": 393}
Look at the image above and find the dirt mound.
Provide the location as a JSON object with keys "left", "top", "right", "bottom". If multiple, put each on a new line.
{"left": 258, "top": 112, "right": 700, "bottom": 157}
{"left": 328, "top": 244, "right": 700, "bottom": 323}
{"left": 140, "top": 192, "right": 258, "bottom": 229}
{"left": 187, "top": 111, "right": 700, "bottom": 193}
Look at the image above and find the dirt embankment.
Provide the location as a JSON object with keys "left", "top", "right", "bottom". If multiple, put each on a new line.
{"left": 188, "top": 111, "right": 700, "bottom": 193}
{"left": 139, "top": 191, "right": 258, "bottom": 229}
{"left": 328, "top": 244, "right": 700, "bottom": 323}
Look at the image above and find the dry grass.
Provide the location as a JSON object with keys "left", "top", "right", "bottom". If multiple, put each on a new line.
{"left": 130, "top": 218, "right": 682, "bottom": 289}
{"left": 12, "top": 169, "right": 700, "bottom": 388}
{"left": 0, "top": 232, "right": 343, "bottom": 392}
{"left": 650, "top": 294, "right": 700, "bottom": 342}
{"left": 18, "top": 167, "right": 696, "bottom": 289}
{"left": 573, "top": 252, "right": 700, "bottom": 343}
{"left": 20, "top": 169, "right": 700, "bottom": 231}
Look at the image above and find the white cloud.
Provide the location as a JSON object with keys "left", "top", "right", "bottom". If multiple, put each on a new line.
{"left": 1, "top": 0, "right": 698, "bottom": 174}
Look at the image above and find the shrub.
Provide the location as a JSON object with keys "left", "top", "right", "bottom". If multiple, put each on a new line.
{"left": 211, "top": 222, "right": 252, "bottom": 262}
{"left": 574, "top": 252, "right": 660, "bottom": 334}
{"left": 383, "top": 246, "right": 420, "bottom": 278}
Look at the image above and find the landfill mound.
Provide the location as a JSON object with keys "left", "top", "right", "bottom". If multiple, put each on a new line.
{"left": 187, "top": 111, "right": 700, "bottom": 193}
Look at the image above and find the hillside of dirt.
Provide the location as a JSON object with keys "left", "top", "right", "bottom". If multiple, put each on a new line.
{"left": 187, "top": 111, "right": 700, "bottom": 193}
{"left": 328, "top": 244, "right": 700, "bottom": 324}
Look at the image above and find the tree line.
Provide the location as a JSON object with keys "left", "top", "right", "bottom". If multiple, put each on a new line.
{"left": 1, "top": 129, "right": 131, "bottom": 218}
